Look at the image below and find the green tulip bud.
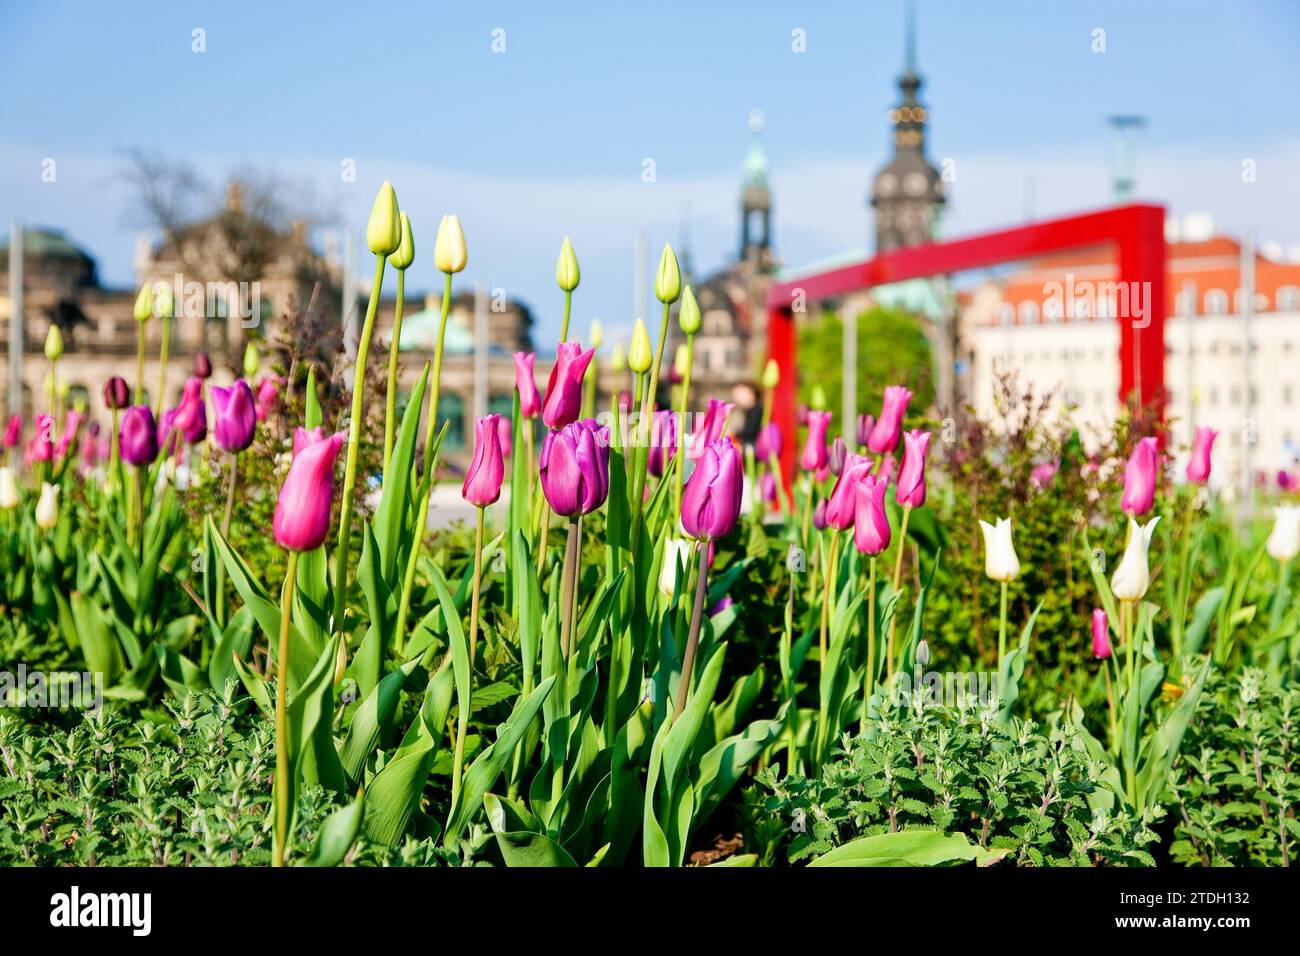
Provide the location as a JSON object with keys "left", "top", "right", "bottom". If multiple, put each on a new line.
{"left": 556, "top": 236, "right": 580, "bottom": 292}
{"left": 610, "top": 343, "right": 627, "bottom": 373}
{"left": 243, "top": 341, "right": 260, "bottom": 378}
{"left": 133, "top": 283, "right": 153, "bottom": 323}
{"left": 654, "top": 243, "right": 681, "bottom": 304}
{"left": 810, "top": 384, "right": 828, "bottom": 410}
{"left": 673, "top": 342, "right": 689, "bottom": 376}
{"left": 389, "top": 211, "right": 415, "bottom": 270}
{"left": 153, "top": 282, "right": 174, "bottom": 319}
{"left": 434, "top": 214, "right": 468, "bottom": 274}
{"left": 44, "top": 324, "right": 64, "bottom": 361}
{"left": 589, "top": 318, "right": 604, "bottom": 348}
{"left": 761, "top": 358, "right": 780, "bottom": 389}
{"left": 677, "top": 284, "right": 701, "bottom": 335}
{"left": 366, "top": 180, "right": 402, "bottom": 256}
{"left": 628, "top": 319, "right": 653, "bottom": 374}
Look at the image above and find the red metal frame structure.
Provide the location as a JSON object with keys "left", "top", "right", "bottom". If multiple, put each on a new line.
{"left": 765, "top": 202, "right": 1166, "bottom": 490}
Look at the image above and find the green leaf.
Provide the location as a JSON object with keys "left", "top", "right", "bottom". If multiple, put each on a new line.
{"left": 809, "top": 829, "right": 1008, "bottom": 867}
{"left": 301, "top": 792, "right": 364, "bottom": 867}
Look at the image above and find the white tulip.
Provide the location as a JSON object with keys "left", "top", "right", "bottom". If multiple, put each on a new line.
{"left": 0, "top": 467, "right": 18, "bottom": 509}
{"left": 1110, "top": 516, "right": 1161, "bottom": 602}
{"left": 978, "top": 517, "right": 1020, "bottom": 583}
{"left": 35, "top": 482, "right": 59, "bottom": 530}
{"left": 659, "top": 537, "right": 693, "bottom": 596}
{"left": 433, "top": 214, "right": 467, "bottom": 274}
{"left": 1266, "top": 505, "right": 1300, "bottom": 562}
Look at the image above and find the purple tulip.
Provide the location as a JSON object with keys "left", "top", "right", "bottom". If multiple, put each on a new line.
{"left": 462, "top": 414, "right": 506, "bottom": 507}
{"left": 828, "top": 436, "right": 848, "bottom": 477}
{"left": 759, "top": 470, "right": 776, "bottom": 503}
{"left": 812, "top": 498, "right": 829, "bottom": 531}
{"left": 514, "top": 352, "right": 541, "bottom": 419}
{"left": 856, "top": 413, "right": 875, "bottom": 449}
{"left": 211, "top": 380, "right": 257, "bottom": 452}
{"left": 255, "top": 376, "right": 280, "bottom": 422}
{"left": 1091, "top": 608, "right": 1111, "bottom": 659}
{"left": 170, "top": 377, "right": 207, "bottom": 444}
{"left": 853, "top": 474, "right": 892, "bottom": 556}
{"left": 1187, "top": 427, "right": 1217, "bottom": 484}
{"left": 825, "top": 452, "right": 873, "bottom": 530}
{"left": 193, "top": 352, "right": 213, "bottom": 379}
{"left": 1030, "top": 459, "right": 1059, "bottom": 489}
{"left": 1121, "top": 436, "right": 1159, "bottom": 516}
{"left": 273, "top": 428, "right": 345, "bottom": 551}
{"left": 119, "top": 406, "right": 159, "bottom": 466}
{"left": 680, "top": 438, "right": 743, "bottom": 541}
{"left": 648, "top": 408, "right": 677, "bottom": 477}
{"left": 868, "top": 386, "right": 912, "bottom": 455}
{"left": 157, "top": 408, "right": 180, "bottom": 457}
{"left": 103, "top": 376, "right": 130, "bottom": 411}
{"left": 540, "top": 419, "right": 610, "bottom": 517}
{"left": 755, "top": 422, "right": 782, "bottom": 462}
{"left": 3, "top": 415, "right": 20, "bottom": 448}
{"left": 709, "top": 595, "right": 734, "bottom": 617}
{"left": 542, "top": 341, "right": 595, "bottom": 430}
{"left": 689, "top": 399, "right": 733, "bottom": 460}
{"left": 801, "top": 410, "right": 832, "bottom": 472}
{"left": 1280, "top": 470, "right": 1295, "bottom": 492}
{"left": 895, "top": 429, "right": 931, "bottom": 508}
{"left": 796, "top": 403, "right": 809, "bottom": 427}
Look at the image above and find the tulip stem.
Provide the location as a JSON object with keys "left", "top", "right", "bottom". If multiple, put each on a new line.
{"left": 997, "top": 580, "right": 1008, "bottom": 670}
{"left": 134, "top": 324, "right": 147, "bottom": 405}
{"left": 673, "top": 334, "right": 695, "bottom": 517}
{"left": 273, "top": 549, "right": 299, "bottom": 869}
{"left": 382, "top": 268, "right": 406, "bottom": 473}
{"left": 819, "top": 532, "right": 841, "bottom": 667}
{"left": 331, "top": 254, "right": 387, "bottom": 634}
{"left": 424, "top": 273, "right": 454, "bottom": 476}
{"left": 675, "top": 540, "right": 709, "bottom": 716}
{"left": 216, "top": 452, "right": 239, "bottom": 628}
{"left": 886, "top": 504, "right": 912, "bottom": 681}
{"left": 559, "top": 290, "right": 572, "bottom": 343}
{"left": 451, "top": 507, "right": 486, "bottom": 806}
{"left": 1103, "top": 657, "right": 1119, "bottom": 756}
{"left": 767, "top": 453, "right": 790, "bottom": 515}
{"left": 155, "top": 314, "right": 171, "bottom": 421}
{"left": 108, "top": 407, "right": 121, "bottom": 498}
{"left": 1121, "top": 599, "right": 1136, "bottom": 804}
{"left": 631, "top": 303, "right": 671, "bottom": 549}
{"left": 559, "top": 516, "right": 580, "bottom": 658}
{"left": 860, "top": 556, "right": 877, "bottom": 732}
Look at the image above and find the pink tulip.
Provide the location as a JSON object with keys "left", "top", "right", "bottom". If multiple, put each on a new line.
{"left": 3, "top": 415, "right": 20, "bottom": 448}
{"left": 168, "top": 377, "right": 206, "bottom": 444}
{"left": 497, "top": 415, "right": 513, "bottom": 457}
{"left": 462, "top": 414, "right": 505, "bottom": 507}
{"left": 1186, "top": 427, "right": 1217, "bottom": 484}
{"left": 690, "top": 399, "right": 733, "bottom": 459}
{"left": 1030, "top": 459, "right": 1059, "bottom": 489}
{"left": 868, "top": 386, "right": 912, "bottom": 455}
{"left": 273, "top": 428, "right": 345, "bottom": 551}
{"left": 801, "top": 410, "right": 832, "bottom": 472}
{"left": 542, "top": 341, "right": 595, "bottom": 430}
{"left": 825, "top": 452, "right": 873, "bottom": 530}
{"left": 1121, "top": 436, "right": 1158, "bottom": 516}
{"left": 681, "top": 438, "right": 743, "bottom": 541}
{"left": 211, "top": 380, "right": 257, "bottom": 452}
{"left": 513, "top": 352, "right": 541, "bottom": 419}
{"left": 30, "top": 414, "right": 54, "bottom": 463}
{"left": 856, "top": 413, "right": 875, "bottom": 449}
{"left": 812, "top": 498, "right": 829, "bottom": 531}
{"left": 540, "top": 419, "right": 610, "bottom": 517}
{"left": 254, "top": 376, "right": 281, "bottom": 422}
{"left": 755, "top": 422, "right": 782, "bottom": 461}
{"left": 648, "top": 409, "right": 677, "bottom": 477}
{"left": 853, "top": 474, "right": 892, "bottom": 556}
{"left": 895, "top": 429, "right": 931, "bottom": 508}
{"left": 53, "top": 410, "right": 83, "bottom": 460}
{"left": 1091, "top": 608, "right": 1111, "bottom": 659}
{"left": 796, "top": 403, "right": 809, "bottom": 427}
{"left": 758, "top": 470, "right": 776, "bottom": 503}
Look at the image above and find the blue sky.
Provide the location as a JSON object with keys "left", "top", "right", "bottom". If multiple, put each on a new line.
{"left": 3, "top": 0, "right": 1298, "bottom": 344}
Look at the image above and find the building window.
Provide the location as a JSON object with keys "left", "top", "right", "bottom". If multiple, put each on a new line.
{"left": 1205, "top": 289, "right": 1228, "bottom": 314}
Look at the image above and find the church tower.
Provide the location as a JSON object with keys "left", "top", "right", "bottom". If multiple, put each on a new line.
{"left": 870, "top": 3, "right": 945, "bottom": 253}
{"left": 740, "top": 109, "right": 775, "bottom": 271}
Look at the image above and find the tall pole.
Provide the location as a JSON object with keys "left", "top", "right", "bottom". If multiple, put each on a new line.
{"left": 1241, "top": 233, "right": 1255, "bottom": 515}
{"left": 7, "top": 221, "right": 23, "bottom": 425}
{"left": 1181, "top": 278, "right": 1197, "bottom": 436}
{"left": 473, "top": 280, "right": 488, "bottom": 422}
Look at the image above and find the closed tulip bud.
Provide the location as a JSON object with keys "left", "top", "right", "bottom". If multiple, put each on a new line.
{"left": 540, "top": 419, "right": 611, "bottom": 517}
{"left": 755, "top": 422, "right": 782, "bottom": 461}
{"left": 627, "top": 319, "right": 653, "bottom": 374}
{"left": 812, "top": 498, "right": 829, "bottom": 530}
{"left": 1091, "top": 608, "right": 1111, "bottom": 659}
{"left": 366, "top": 181, "right": 402, "bottom": 256}
{"left": 119, "top": 406, "right": 159, "bottom": 465}
{"left": 389, "top": 211, "right": 415, "bottom": 270}
{"left": 1111, "top": 515, "right": 1161, "bottom": 601}
{"left": 647, "top": 408, "right": 677, "bottom": 477}
{"left": 659, "top": 537, "right": 693, "bottom": 596}
{"left": 1266, "top": 505, "right": 1300, "bottom": 562}
{"left": 44, "top": 325, "right": 64, "bottom": 361}
{"left": 211, "top": 380, "right": 257, "bottom": 452}
{"left": 761, "top": 358, "right": 780, "bottom": 390}
{"left": 542, "top": 341, "right": 596, "bottom": 429}
{"left": 826, "top": 452, "right": 872, "bottom": 530}
{"left": 273, "top": 429, "right": 345, "bottom": 551}
{"left": 1121, "top": 436, "right": 1159, "bottom": 516}
{"left": 810, "top": 384, "right": 828, "bottom": 411}
{"left": 915, "top": 639, "right": 931, "bottom": 667}
{"left": 171, "top": 377, "right": 207, "bottom": 444}
{"left": 434, "top": 214, "right": 467, "bottom": 274}
{"left": 133, "top": 283, "right": 153, "bottom": 323}
{"left": 868, "top": 385, "right": 912, "bottom": 455}
{"left": 3, "top": 415, "right": 20, "bottom": 448}
{"left": 801, "top": 410, "right": 832, "bottom": 472}
{"left": 462, "top": 414, "right": 506, "bottom": 507}
{"left": 895, "top": 429, "right": 931, "bottom": 508}
{"left": 856, "top": 413, "right": 875, "bottom": 449}
{"left": 610, "top": 343, "right": 627, "bottom": 373}
{"left": 0, "top": 467, "right": 18, "bottom": 509}
{"left": 255, "top": 376, "right": 280, "bottom": 422}
{"left": 514, "top": 352, "right": 541, "bottom": 419}
{"left": 758, "top": 470, "right": 776, "bottom": 503}
{"left": 678, "top": 285, "right": 701, "bottom": 335}
{"left": 153, "top": 282, "right": 174, "bottom": 319}
{"left": 978, "top": 516, "right": 1020, "bottom": 583}
{"left": 828, "top": 436, "right": 847, "bottom": 477}
{"left": 193, "top": 351, "right": 213, "bottom": 379}
{"left": 243, "top": 341, "right": 261, "bottom": 379}
{"left": 35, "top": 482, "right": 59, "bottom": 530}
{"left": 853, "top": 475, "right": 892, "bottom": 556}
{"left": 103, "top": 376, "right": 130, "bottom": 411}
{"left": 31, "top": 414, "right": 54, "bottom": 463}
{"left": 680, "top": 437, "right": 743, "bottom": 541}
{"left": 654, "top": 243, "right": 681, "bottom": 304}
{"left": 555, "top": 237, "right": 580, "bottom": 292}
{"left": 1186, "top": 427, "right": 1217, "bottom": 484}
{"left": 589, "top": 318, "right": 604, "bottom": 349}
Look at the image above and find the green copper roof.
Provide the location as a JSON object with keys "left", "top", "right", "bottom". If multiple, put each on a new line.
{"left": 392, "top": 309, "right": 475, "bottom": 354}
{"left": 0, "top": 228, "right": 92, "bottom": 261}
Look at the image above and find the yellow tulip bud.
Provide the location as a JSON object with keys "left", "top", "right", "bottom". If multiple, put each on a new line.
{"left": 761, "top": 358, "right": 780, "bottom": 389}
{"left": 589, "top": 318, "right": 604, "bottom": 348}
{"left": 610, "top": 343, "right": 627, "bottom": 372}
{"left": 153, "top": 281, "right": 174, "bottom": 319}
{"left": 628, "top": 319, "right": 653, "bottom": 374}
{"left": 434, "top": 214, "right": 468, "bottom": 274}
{"left": 810, "top": 384, "right": 827, "bottom": 410}
{"left": 133, "top": 283, "right": 153, "bottom": 323}
{"left": 0, "top": 467, "right": 18, "bottom": 510}
{"left": 556, "top": 236, "right": 580, "bottom": 292}
{"left": 654, "top": 243, "right": 681, "bottom": 304}
{"left": 677, "top": 285, "right": 701, "bottom": 335}
{"left": 366, "top": 180, "right": 402, "bottom": 256}
{"left": 44, "top": 324, "right": 64, "bottom": 361}
{"left": 243, "top": 341, "right": 260, "bottom": 378}
{"left": 673, "top": 343, "right": 689, "bottom": 376}
{"left": 389, "top": 211, "right": 415, "bottom": 270}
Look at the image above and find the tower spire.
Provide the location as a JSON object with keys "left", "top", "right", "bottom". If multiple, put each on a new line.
{"left": 904, "top": 0, "right": 917, "bottom": 77}
{"left": 740, "top": 109, "right": 773, "bottom": 269}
